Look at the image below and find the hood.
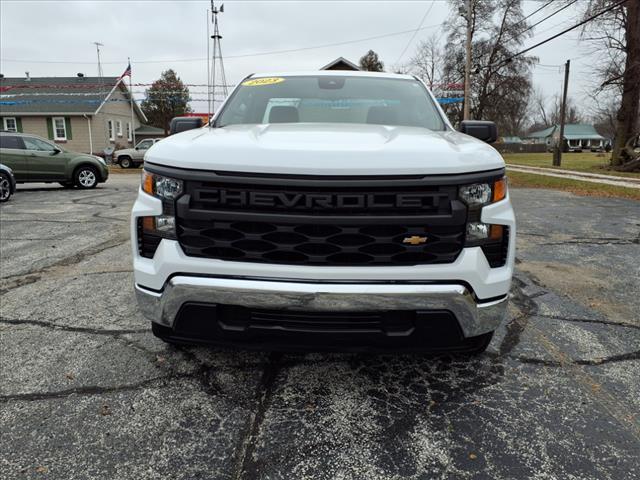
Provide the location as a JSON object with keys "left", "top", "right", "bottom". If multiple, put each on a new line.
{"left": 145, "top": 123, "right": 504, "bottom": 175}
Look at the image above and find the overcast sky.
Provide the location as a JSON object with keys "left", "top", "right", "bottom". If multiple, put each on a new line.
{"left": 1, "top": 0, "right": 598, "bottom": 114}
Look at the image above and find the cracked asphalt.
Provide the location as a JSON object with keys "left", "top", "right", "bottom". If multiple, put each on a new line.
{"left": 1, "top": 175, "right": 639, "bottom": 480}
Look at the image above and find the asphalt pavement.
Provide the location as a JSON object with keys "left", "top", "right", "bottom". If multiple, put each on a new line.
{"left": 1, "top": 174, "right": 639, "bottom": 480}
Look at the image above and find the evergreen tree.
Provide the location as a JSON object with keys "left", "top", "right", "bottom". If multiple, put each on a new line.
{"left": 359, "top": 50, "right": 385, "bottom": 72}
{"left": 141, "top": 70, "right": 191, "bottom": 135}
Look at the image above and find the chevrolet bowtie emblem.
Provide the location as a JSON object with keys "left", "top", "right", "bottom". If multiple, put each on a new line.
{"left": 403, "top": 235, "right": 428, "bottom": 245}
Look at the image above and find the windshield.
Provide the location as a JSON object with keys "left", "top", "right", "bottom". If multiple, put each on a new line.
{"left": 216, "top": 75, "right": 446, "bottom": 130}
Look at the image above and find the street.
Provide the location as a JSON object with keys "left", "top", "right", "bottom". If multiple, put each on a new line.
{"left": 1, "top": 175, "right": 639, "bottom": 480}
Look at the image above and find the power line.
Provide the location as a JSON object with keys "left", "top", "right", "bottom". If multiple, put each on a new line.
{"left": 494, "top": 0, "right": 579, "bottom": 51}
{"left": 515, "top": 0, "right": 556, "bottom": 27}
{"left": 0, "top": 83, "right": 235, "bottom": 90}
{"left": 0, "top": 23, "right": 442, "bottom": 66}
{"left": 487, "top": 0, "right": 627, "bottom": 71}
{"left": 394, "top": 0, "right": 436, "bottom": 65}
{"left": 516, "top": 0, "right": 580, "bottom": 38}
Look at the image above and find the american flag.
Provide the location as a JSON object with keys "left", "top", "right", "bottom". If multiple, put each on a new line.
{"left": 118, "top": 62, "right": 131, "bottom": 81}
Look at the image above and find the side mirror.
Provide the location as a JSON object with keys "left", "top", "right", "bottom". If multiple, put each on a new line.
{"left": 459, "top": 120, "right": 498, "bottom": 144}
{"left": 170, "top": 116, "right": 203, "bottom": 135}
{"left": 135, "top": 147, "right": 139, "bottom": 150}
{"left": 52, "top": 147, "right": 62, "bottom": 155}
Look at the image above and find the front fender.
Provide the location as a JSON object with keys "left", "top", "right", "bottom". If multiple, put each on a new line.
{"left": 68, "top": 156, "right": 109, "bottom": 181}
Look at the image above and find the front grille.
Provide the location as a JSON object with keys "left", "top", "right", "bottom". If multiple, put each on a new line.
{"left": 172, "top": 173, "right": 471, "bottom": 267}
{"left": 187, "top": 180, "right": 455, "bottom": 216}
{"left": 220, "top": 307, "right": 415, "bottom": 334}
{"left": 177, "top": 218, "right": 465, "bottom": 266}
{"left": 170, "top": 303, "right": 468, "bottom": 349}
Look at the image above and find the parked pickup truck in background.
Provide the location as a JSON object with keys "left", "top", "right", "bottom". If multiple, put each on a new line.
{"left": 131, "top": 71, "right": 516, "bottom": 354}
{"left": 114, "top": 138, "right": 163, "bottom": 168}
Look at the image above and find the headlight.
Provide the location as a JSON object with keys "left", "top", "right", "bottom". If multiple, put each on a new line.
{"left": 137, "top": 170, "right": 183, "bottom": 258}
{"left": 459, "top": 177, "right": 507, "bottom": 206}
{"left": 141, "top": 170, "right": 183, "bottom": 200}
{"left": 460, "top": 176, "right": 509, "bottom": 268}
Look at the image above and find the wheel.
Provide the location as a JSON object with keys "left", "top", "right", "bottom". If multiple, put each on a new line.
{"left": 58, "top": 182, "right": 75, "bottom": 189}
{"left": 75, "top": 165, "right": 98, "bottom": 189}
{"left": 0, "top": 173, "right": 12, "bottom": 202}
{"left": 119, "top": 156, "right": 132, "bottom": 169}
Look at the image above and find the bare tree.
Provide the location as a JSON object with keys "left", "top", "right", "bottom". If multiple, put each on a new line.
{"left": 527, "top": 91, "right": 585, "bottom": 133}
{"left": 580, "top": 0, "right": 640, "bottom": 169}
{"left": 532, "top": 88, "right": 551, "bottom": 127}
{"left": 409, "top": 34, "right": 445, "bottom": 90}
{"left": 442, "top": 0, "right": 537, "bottom": 135}
{"left": 589, "top": 93, "right": 620, "bottom": 144}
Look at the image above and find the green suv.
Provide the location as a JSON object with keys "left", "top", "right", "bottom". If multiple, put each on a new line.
{"left": 0, "top": 132, "right": 109, "bottom": 189}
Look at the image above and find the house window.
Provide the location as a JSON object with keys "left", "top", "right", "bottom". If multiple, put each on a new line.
{"left": 116, "top": 120, "right": 123, "bottom": 137}
{"left": 53, "top": 117, "right": 67, "bottom": 140}
{"left": 126, "top": 122, "right": 132, "bottom": 141}
{"left": 107, "top": 120, "right": 114, "bottom": 141}
{"left": 3, "top": 117, "right": 17, "bottom": 132}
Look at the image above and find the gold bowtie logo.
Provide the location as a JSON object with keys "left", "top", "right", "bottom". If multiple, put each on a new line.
{"left": 403, "top": 235, "right": 428, "bottom": 245}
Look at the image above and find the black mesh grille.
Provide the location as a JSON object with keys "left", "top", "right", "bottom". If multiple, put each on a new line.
{"left": 174, "top": 176, "right": 468, "bottom": 266}
{"left": 177, "top": 218, "right": 464, "bottom": 266}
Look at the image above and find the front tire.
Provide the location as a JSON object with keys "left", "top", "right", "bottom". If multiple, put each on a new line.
{"left": 0, "top": 173, "right": 12, "bottom": 202}
{"left": 75, "top": 165, "right": 98, "bottom": 189}
{"left": 119, "top": 156, "right": 132, "bottom": 169}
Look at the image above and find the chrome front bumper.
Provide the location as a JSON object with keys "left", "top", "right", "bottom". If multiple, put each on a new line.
{"left": 135, "top": 276, "right": 508, "bottom": 338}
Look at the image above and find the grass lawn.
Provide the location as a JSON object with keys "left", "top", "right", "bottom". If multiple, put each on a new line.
{"left": 503, "top": 152, "right": 640, "bottom": 179}
{"left": 507, "top": 170, "right": 640, "bottom": 201}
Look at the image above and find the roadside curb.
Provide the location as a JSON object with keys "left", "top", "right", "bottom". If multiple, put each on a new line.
{"left": 506, "top": 164, "right": 640, "bottom": 189}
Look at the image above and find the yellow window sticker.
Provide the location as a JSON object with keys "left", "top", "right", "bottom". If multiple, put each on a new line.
{"left": 242, "top": 77, "right": 285, "bottom": 87}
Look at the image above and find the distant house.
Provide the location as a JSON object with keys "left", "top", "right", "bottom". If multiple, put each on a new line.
{"left": 0, "top": 74, "right": 150, "bottom": 154}
{"left": 320, "top": 57, "right": 361, "bottom": 71}
{"left": 526, "top": 124, "right": 606, "bottom": 152}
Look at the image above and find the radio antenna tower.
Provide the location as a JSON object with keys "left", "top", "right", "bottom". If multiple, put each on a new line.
{"left": 93, "top": 42, "right": 104, "bottom": 91}
{"left": 208, "top": 2, "right": 228, "bottom": 126}
{"left": 93, "top": 42, "right": 104, "bottom": 78}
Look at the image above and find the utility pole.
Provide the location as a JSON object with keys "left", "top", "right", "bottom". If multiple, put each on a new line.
{"left": 553, "top": 59, "right": 570, "bottom": 167}
{"left": 209, "top": 2, "right": 228, "bottom": 126}
{"left": 463, "top": 0, "right": 473, "bottom": 120}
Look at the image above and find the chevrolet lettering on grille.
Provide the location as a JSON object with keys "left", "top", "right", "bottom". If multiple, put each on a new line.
{"left": 201, "top": 190, "right": 444, "bottom": 210}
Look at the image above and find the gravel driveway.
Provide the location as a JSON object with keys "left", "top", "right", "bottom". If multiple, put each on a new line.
{"left": 1, "top": 175, "right": 638, "bottom": 480}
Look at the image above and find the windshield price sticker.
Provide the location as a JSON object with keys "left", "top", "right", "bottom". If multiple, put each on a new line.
{"left": 242, "top": 77, "right": 285, "bottom": 87}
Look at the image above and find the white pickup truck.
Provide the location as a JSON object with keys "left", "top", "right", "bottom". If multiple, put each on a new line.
{"left": 131, "top": 71, "right": 515, "bottom": 354}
